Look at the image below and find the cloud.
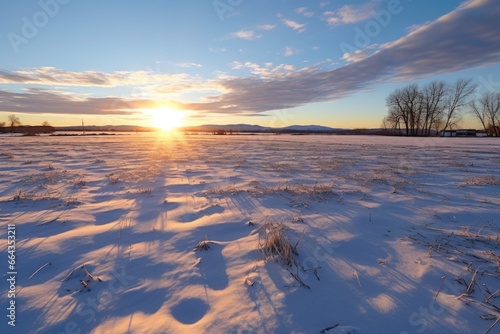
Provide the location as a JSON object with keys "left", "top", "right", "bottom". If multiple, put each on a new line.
{"left": 0, "top": 67, "right": 203, "bottom": 94}
{"left": 278, "top": 14, "right": 306, "bottom": 32}
{"left": 257, "top": 24, "right": 276, "bottom": 31}
{"left": 0, "top": 67, "right": 116, "bottom": 87}
{"left": 209, "top": 47, "right": 227, "bottom": 53}
{"left": 0, "top": 88, "right": 168, "bottom": 116}
{"left": 342, "top": 44, "right": 378, "bottom": 63}
{"left": 323, "top": 0, "right": 379, "bottom": 25}
{"left": 225, "top": 30, "right": 260, "bottom": 40}
{"left": 231, "top": 62, "right": 296, "bottom": 78}
{"left": 176, "top": 62, "right": 202, "bottom": 68}
{"left": 224, "top": 25, "right": 274, "bottom": 41}
{"left": 284, "top": 46, "right": 295, "bottom": 57}
{"left": 342, "top": 50, "right": 368, "bottom": 63}
{"left": 296, "top": 7, "right": 314, "bottom": 17}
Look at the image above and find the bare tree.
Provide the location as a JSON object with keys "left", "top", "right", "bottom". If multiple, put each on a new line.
{"left": 433, "top": 117, "right": 444, "bottom": 135}
{"left": 403, "top": 84, "right": 421, "bottom": 136}
{"left": 386, "top": 88, "right": 409, "bottom": 135}
{"left": 386, "top": 84, "right": 423, "bottom": 136}
{"left": 383, "top": 77, "right": 478, "bottom": 136}
{"left": 471, "top": 92, "right": 500, "bottom": 136}
{"left": 8, "top": 114, "right": 21, "bottom": 133}
{"left": 42, "top": 121, "right": 51, "bottom": 127}
{"left": 421, "top": 80, "right": 447, "bottom": 136}
{"left": 442, "top": 78, "right": 477, "bottom": 132}
{"left": 470, "top": 94, "right": 490, "bottom": 134}
{"left": 382, "top": 109, "right": 403, "bottom": 134}
{"left": 381, "top": 116, "right": 390, "bottom": 131}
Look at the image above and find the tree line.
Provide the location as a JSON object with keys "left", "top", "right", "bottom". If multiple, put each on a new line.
{"left": 0, "top": 115, "right": 54, "bottom": 134}
{"left": 382, "top": 78, "right": 500, "bottom": 136}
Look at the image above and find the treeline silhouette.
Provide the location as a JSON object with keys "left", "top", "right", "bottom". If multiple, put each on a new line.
{"left": 382, "top": 78, "right": 500, "bottom": 136}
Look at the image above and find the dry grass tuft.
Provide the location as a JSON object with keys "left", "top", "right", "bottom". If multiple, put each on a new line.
{"left": 257, "top": 219, "right": 310, "bottom": 288}
{"left": 62, "top": 264, "right": 103, "bottom": 293}
{"left": 107, "top": 173, "right": 120, "bottom": 184}
{"left": 194, "top": 234, "right": 213, "bottom": 251}
{"left": 258, "top": 220, "right": 298, "bottom": 267}
{"left": 73, "top": 176, "right": 86, "bottom": 187}
{"left": 135, "top": 188, "right": 152, "bottom": 195}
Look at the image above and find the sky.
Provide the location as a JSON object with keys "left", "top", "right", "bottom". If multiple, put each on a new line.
{"left": 0, "top": 0, "right": 499, "bottom": 129}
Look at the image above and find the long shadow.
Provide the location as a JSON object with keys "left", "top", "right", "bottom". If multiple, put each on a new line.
{"left": 26, "top": 254, "right": 176, "bottom": 334}
{"left": 194, "top": 243, "right": 229, "bottom": 291}
{"left": 179, "top": 204, "right": 225, "bottom": 223}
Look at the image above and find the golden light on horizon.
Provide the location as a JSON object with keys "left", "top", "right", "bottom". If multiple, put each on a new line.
{"left": 148, "top": 107, "right": 185, "bottom": 132}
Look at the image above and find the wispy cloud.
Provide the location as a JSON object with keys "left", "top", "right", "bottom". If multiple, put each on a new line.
{"left": 278, "top": 14, "right": 306, "bottom": 32}
{"left": 284, "top": 46, "right": 295, "bottom": 57}
{"left": 209, "top": 47, "right": 227, "bottom": 53}
{"left": 225, "top": 30, "right": 261, "bottom": 40}
{"left": 232, "top": 62, "right": 296, "bottom": 79}
{"left": 176, "top": 62, "right": 202, "bottom": 68}
{"left": 257, "top": 24, "right": 276, "bottom": 31}
{"left": 405, "top": 21, "right": 431, "bottom": 34}
{"left": 0, "top": 88, "right": 166, "bottom": 116}
{"left": 323, "top": 0, "right": 379, "bottom": 25}
{"left": 224, "top": 25, "right": 274, "bottom": 41}
{"left": 342, "top": 50, "right": 368, "bottom": 63}
{"left": 0, "top": 67, "right": 116, "bottom": 87}
{"left": 296, "top": 7, "right": 314, "bottom": 17}
{"left": 0, "top": 67, "right": 218, "bottom": 104}
{"left": 0, "top": 67, "right": 201, "bottom": 93}
{"left": 342, "top": 44, "right": 378, "bottom": 63}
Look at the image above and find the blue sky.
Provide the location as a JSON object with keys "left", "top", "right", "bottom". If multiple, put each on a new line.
{"left": 0, "top": 0, "right": 499, "bottom": 128}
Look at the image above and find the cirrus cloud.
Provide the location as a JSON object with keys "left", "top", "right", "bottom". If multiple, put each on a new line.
{"left": 278, "top": 14, "right": 307, "bottom": 32}
{"left": 0, "top": 88, "right": 169, "bottom": 116}
{"left": 224, "top": 30, "right": 261, "bottom": 40}
{"left": 323, "top": 0, "right": 380, "bottom": 26}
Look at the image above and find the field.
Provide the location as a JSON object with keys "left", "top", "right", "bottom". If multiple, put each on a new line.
{"left": 0, "top": 133, "right": 499, "bottom": 334}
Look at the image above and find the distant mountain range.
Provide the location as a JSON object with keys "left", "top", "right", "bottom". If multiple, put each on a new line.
{"left": 55, "top": 125, "right": 151, "bottom": 132}
{"left": 55, "top": 123, "right": 345, "bottom": 132}
{"left": 54, "top": 124, "right": 392, "bottom": 135}
{"left": 181, "top": 124, "right": 347, "bottom": 133}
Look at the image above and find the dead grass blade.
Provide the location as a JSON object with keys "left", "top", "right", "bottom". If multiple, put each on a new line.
{"left": 434, "top": 276, "right": 446, "bottom": 300}
{"left": 29, "top": 262, "right": 51, "bottom": 280}
{"left": 484, "top": 316, "right": 500, "bottom": 334}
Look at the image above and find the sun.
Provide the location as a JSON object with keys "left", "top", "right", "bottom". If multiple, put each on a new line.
{"left": 149, "top": 107, "right": 185, "bottom": 132}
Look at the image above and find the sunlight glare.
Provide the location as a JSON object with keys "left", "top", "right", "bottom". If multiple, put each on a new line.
{"left": 150, "top": 107, "right": 185, "bottom": 132}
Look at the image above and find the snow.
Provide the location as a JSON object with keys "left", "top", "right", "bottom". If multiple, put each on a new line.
{"left": 0, "top": 133, "right": 499, "bottom": 334}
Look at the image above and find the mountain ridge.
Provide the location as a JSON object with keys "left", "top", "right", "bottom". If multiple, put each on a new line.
{"left": 54, "top": 123, "right": 350, "bottom": 132}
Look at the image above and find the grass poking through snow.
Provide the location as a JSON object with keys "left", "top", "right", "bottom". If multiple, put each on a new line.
{"left": 257, "top": 219, "right": 310, "bottom": 289}
{"left": 258, "top": 220, "right": 298, "bottom": 266}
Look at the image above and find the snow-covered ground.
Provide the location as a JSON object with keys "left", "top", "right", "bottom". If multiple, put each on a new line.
{"left": 0, "top": 134, "right": 499, "bottom": 334}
